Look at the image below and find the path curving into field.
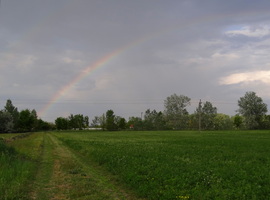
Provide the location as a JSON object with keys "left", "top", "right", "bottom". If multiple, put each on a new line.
{"left": 30, "top": 132, "right": 142, "bottom": 200}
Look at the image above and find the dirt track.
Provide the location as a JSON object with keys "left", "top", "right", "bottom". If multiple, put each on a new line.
{"left": 30, "top": 133, "right": 140, "bottom": 200}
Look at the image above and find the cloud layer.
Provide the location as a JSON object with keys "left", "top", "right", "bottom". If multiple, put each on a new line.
{"left": 1, "top": 0, "right": 270, "bottom": 121}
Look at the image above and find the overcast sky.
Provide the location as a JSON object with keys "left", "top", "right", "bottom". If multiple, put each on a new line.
{"left": 1, "top": 0, "right": 270, "bottom": 122}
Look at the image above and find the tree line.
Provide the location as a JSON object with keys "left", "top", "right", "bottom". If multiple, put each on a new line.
{"left": 56, "top": 91, "right": 270, "bottom": 131}
{"left": 1, "top": 91, "right": 269, "bottom": 133}
{"left": 0, "top": 100, "right": 53, "bottom": 133}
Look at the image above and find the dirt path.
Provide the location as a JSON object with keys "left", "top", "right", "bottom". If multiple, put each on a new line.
{"left": 30, "top": 133, "right": 142, "bottom": 200}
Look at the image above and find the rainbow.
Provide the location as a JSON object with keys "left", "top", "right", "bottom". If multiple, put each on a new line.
{"left": 37, "top": 36, "right": 149, "bottom": 118}
{"left": 36, "top": 7, "right": 270, "bottom": 119}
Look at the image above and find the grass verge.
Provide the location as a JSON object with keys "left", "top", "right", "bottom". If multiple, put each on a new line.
{"left": 0, "top": 132, "right": 44, "bottom": 200}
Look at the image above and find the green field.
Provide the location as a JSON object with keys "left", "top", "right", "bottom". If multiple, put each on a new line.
{"left": 1, "top": 130, "right": 270, "bottom": 199}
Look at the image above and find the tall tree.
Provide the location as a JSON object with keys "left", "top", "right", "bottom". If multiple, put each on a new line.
{"left": 68, "top": 114, "right": 87, "bottom": 130}
{"left": 106, "top": 110, "right": 116, "bottom": 131}
{"left": 144, "top": 109, "right": 155, "bottom": 130}
{"left": 17, "top": 109, "right": 36, "bottom": 132}
{"left": 164, "top": 94, "right": 191, "bottom": 129}
{"left": 115, "top": 116, "right": 126, "bottom": 130}
{"left": 195, "top": 101, "right": 217, "bottom": 130}
{"left": 144, "top": 109, "right": 167, "bottom": 130}
{"left": 0, "top": 111, "right": 13, "bottom": 133}
{"left": 237, "top": 91, "right": 268, "bottom": 129}
{"left": 84, "top": 116, "right": 89, "bottom": 128}
{"left": 4, "top": 99, "right": 19, "bottom": 131}
{"left": 55, "top": 117, "right": 69, "bottom": 130}
{"left": 4, "top": 99, "right": 18, "bottom": 114}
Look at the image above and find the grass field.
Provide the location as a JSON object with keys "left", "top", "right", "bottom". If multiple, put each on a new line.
{"left": 1, "top": 130, "right": 270, "bottom": 199}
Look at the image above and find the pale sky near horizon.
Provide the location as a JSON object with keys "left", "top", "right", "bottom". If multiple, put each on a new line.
{"left": 1, "top": 0, "right": 270, "bottom": 122}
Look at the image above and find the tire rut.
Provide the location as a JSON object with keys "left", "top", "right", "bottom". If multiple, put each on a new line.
{"left": 31, "top": 133, "right": 142, "bottom": 200}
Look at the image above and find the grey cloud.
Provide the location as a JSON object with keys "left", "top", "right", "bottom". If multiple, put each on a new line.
{"left": 1, "top": 0, "right": 270, "bottom": 121}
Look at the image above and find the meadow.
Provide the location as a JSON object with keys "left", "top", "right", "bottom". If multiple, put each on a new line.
{"left": 56, "top": 130, "right": 270, "bottom": 199}
{"left": 1, "top": 130, "right": 270, "bottom": 199}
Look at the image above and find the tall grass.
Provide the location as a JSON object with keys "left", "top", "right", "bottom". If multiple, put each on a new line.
{"left": 57, "top": 130, "right": 270, "bottom": 200}
{"left": 0, "top": 139, "right": 35, "bottom": 200}
{"left": 0, "top": 133, "right": 43, "bottom": 200}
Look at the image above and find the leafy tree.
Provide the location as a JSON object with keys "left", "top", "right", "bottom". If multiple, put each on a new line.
{"left": 237, "top": 91, "right": 268, "bottom": 129}
{"left": 127, "top": 117, "right": 143, "bottom": 130}
{"left": 106, "top": 110, "right": 116, "bottom": 131}
{"left": 74, "top": 114, "right": 84, "bottom": 129}
{"left": 0, "top": 111, "right": 13, "bottom": 133}
{"left": 30, "top": 109, "right": 39, "bottom": 131}
{"left": 115, "top": 116, "right": 127, "bottom": 130}
{"left": 55, "top": 117, "right": 69, "bottom": 130}
{"left": 213, "top": 114, "right": 233, "bottom": 130}
{"left": 84, "top": 116, "right": 89, "bottom": 128}
{"left": 0, "top": 99, "right": 52, "bottom": 132}
{"left": 91, "top": 115, "right": 106, "bottom": 129}
{"left": 68, "top": 114, "right": 88, "bottom": 130}
{"left": 37, "top": 119, "right": 54, "bottom": 131}
{"left": 4, "top": 99, "right": 19, "bottom": 131}
{"left": 232, "top": 115, "right": 243, "bottom": 129}
{"left": 17, "top": 109, "right": 36, "bottom": 132}
{"left": 164, "top": 94, "right": 191, "bottom": 129}
{"left": 144, "top": 109, "right": 155, "bottom": 130}
{"left": 4, "top": 99, "right": 18, "bottom": 115}
{"left": 196, "top": 101, "right": 217, "bottom": 130}
{"left": 91, "top": 116, "right": 100, "bottom": 127}
{"left": 68, "top": 114, "right": 75, "bottom": 129}
{"left": 261, "top": 115, "right": 270, "bottom": 129}
{"left": 144, "top": 109, "right": 167, "bottom": 130}
{"left": 100, "top": 114, "right": 106, "bottom": 130}
{"left": 188, "top": 113, "right": 198, "bottom": 130}
{"left": 154, "top": 111, "right": 168, "bottom": 130}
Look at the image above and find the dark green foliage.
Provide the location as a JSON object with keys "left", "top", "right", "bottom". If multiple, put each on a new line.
{"left": 233, "top": 114, "right": 244, "bottom": 129}
{"left": 195, "top": 101, "right": 217, "bottom": 130}
{"left": 37, "top": 119, "right": 54, "bottom": 131}
{"left": 213, "top": 114, "right": 233, "bottom": 130}
{"left": 144, "top": 109, "right": 167, "bottom": 130}
{"left": 4, "top": 99, "right": 19, "bottom": 130}
{"left": 0, "top": 111, "right": 13, "bottom": 133}
{"left": 164, "top": 94, "right": 191, "bottom": 129}
{"left": 17, "top": 109, "right": 37, "bottom": 132}
{"left": 127, "top": 117, "right": 144, "bottom": 130}
{"left": 106, "top": 110, "right": 117, "bottom": 131}
{"left": 238, "top": 91, "right": 268, "bottom": 129}
{"left": 55, "top": 117, "right": 69, "bottom": 130}
{"left": 69, "top": 114, "right": 87, "bottom": 130}
{"left": 261, "top": 115, "right": 270, "bottom": 129}
{"left": 115, "top": 116, "right": 127, "bottom": 130}
{"left": 55, "top": 114, "right": 89, "bottom": 130}
{"left": 201, "top": 101, "right": 217, "bottom": 130}
{"left": 0, "top": 99, "right": 53, "bottom": 133}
